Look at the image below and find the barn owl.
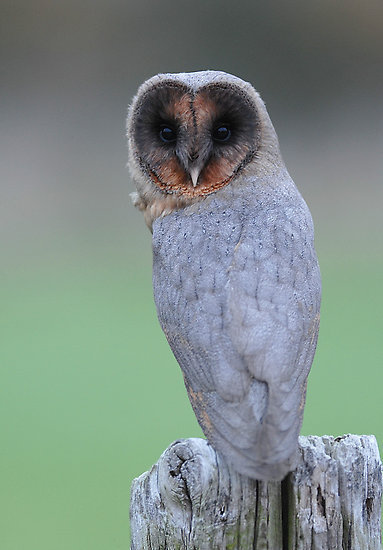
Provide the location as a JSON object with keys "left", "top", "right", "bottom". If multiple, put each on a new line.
{"left": 127, "top": 70, "right": 321, "bottom": 480}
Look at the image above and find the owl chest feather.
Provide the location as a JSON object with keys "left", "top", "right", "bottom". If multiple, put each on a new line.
{"left": 152, "top": 184, "right": 319, "bottom": 356}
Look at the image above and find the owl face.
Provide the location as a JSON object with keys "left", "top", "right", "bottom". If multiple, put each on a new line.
{"left": 128, "top": 71, "right": 283, "bottom": 228}
{"left": 132, "top": 82, "right": 260, "bottom": 198}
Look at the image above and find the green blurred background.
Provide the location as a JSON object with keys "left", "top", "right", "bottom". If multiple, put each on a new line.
{"left": 1, "top": 1, "right": 382, "bottom": 548}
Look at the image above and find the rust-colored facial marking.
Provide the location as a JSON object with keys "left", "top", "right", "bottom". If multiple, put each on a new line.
{"left": 133, "top": 82, "right": 260, "bottom": 198}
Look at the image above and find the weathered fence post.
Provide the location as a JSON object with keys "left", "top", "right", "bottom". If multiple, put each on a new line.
{"left": 130, "top": 435, "right": 382, "bottom": 549}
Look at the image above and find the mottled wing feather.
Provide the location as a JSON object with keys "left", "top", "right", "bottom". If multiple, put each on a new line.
{"left": 152, "top": 182, "right": 321, "bottom": 480}
{"left": 226, "top": 202, "right": 321, "bottom": 474}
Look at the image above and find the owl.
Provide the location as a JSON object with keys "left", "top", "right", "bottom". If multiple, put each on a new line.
{"left": 127, "top": 71, "right": 321, "bottom": 480}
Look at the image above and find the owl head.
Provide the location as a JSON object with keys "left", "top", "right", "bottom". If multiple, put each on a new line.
{"left": 127, "top": 71, "right": 284, "bottom": 228}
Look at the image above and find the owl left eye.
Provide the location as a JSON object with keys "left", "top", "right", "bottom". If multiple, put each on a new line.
{"left": 212, "top": 125, "right": 231, "bottom": 142}
{"left": 159, "top": 125, "right": 177, "bottom": 143}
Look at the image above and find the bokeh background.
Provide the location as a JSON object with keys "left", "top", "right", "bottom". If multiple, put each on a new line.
{"left": 1, "top": 1, "right": 382, "bottom": 548}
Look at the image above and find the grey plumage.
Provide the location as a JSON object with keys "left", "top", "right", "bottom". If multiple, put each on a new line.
{"left": 127, "top": 70, "right": 321, "bottom": 480}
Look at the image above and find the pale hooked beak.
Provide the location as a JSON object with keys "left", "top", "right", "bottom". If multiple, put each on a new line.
{"left": 189, "top": 166, "right": 201, "bottom": 188}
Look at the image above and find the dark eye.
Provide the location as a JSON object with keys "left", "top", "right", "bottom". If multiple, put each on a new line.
{"left": 159, "top": 125, "right": 177, "bottom": 143}
{"left": 212, "top": 124, "right": 231, "bottom": 142}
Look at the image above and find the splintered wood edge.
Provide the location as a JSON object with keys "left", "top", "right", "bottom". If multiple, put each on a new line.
{"left": 130, "top": 435, "right": 382, "bottom": 550}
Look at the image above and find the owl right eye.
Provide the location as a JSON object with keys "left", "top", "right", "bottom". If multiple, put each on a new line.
{"left": 159, "top": 125, "right": 177, "bottom": 143}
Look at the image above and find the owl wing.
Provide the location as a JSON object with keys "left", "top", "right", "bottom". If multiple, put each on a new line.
{"left": 223, "top": 201, "right": 321, "bottom": 478}
{"left": 152, "top": 191, "right": 321, "bottom": 480}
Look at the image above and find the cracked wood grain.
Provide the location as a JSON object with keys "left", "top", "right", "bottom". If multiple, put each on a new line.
{"left": 130, "top": 435, "right": 382, "bottom": 550}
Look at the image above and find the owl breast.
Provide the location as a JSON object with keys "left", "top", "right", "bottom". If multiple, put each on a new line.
{"left": 152, "top": 176, "right": 321, "bottom": 480}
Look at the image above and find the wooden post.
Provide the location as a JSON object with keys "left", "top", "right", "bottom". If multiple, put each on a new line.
{"left": 130, "top": 435, "right": 382, "bottom": 550}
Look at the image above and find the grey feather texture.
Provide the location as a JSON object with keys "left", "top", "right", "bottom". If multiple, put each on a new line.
{"left": 127, "top": 70, "right": 321, "bottom": 480}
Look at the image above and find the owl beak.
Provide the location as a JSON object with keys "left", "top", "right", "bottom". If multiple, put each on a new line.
{"left": 189, "top": 166, "right": 201, "bottom": 188}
